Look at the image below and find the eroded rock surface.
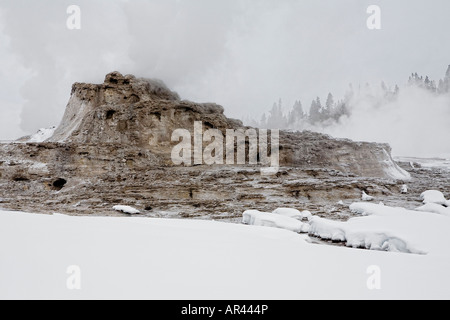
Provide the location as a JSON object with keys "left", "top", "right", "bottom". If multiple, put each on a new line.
{"left": 0, "top": 72, "right": 417, "bottom": 220}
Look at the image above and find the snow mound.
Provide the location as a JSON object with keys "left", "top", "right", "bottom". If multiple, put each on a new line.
{"left": 401, "top": 185, "right": 408, "bottom": 194}
{"left": 346, "top": 202, "right": 450, "bottom": 254}
{"left": 420, "top": 190, "right": 447, "bottom": 205}
{"left": 27, "top": 126, "right": 56, "bottom": 143}
{"left": 361, "top": 191, "right": 374, "bottom": 201}
{"left": 309, "top": 216, "right": 413, "bottom": 252}
{"left": 272, "top": 208, "right": 312, "bottom": 221}
{"left": 113, "top": 205, "right": 141, "bottom": 215}
{"left": 416, "top": 203, "right": 450, "bottom": 217}
{"left": 243, "top": 210, "right": 309, "bottom": 233}
{"left": 309, "top": 203, "right": 424, "bottom": 253}
{"left": 382, "top": 149, "right": 411, "bottom": 180}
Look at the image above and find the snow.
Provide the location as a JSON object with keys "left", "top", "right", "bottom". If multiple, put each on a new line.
{"left": 301, "top": 210, "right": 313, "bottom": 220}
{"left": 347, "top": 202, "right": 450, "bottom": 255}
{"left": 396, "top": 156, "right": 450, "bottom": 172}
{"left": 420, "top": 190, "right": 447, "bottom": 205}
{"left": 272, "top": 208, "right": 312, "bottom": 220}
{"left": 401, "top": 185, "right": 408, "bottom": 194}
{"left": 416, "top": 203, "right": 450, "bottom": 217}
{"left": 27, "top": 126, "right": 56, "bottom": 143}
{"left": 113, "top": 205, "right": 141, "bottom": 215}
{"left": 1, "top": 209, "right": 450, "bottom": 299}
{"left": 243, "top": 210, "right": 309, "bottom": 233}
{"left": 272, "top": 208, "right": 302, "bottom": 219}
{"left": 362, "top": 191, "right": 375, "bottom": 201}
{"left": 381, "top": 149, "right": 411, "bottom": 180}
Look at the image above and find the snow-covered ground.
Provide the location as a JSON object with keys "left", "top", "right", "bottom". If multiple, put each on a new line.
{"left": 1, "top": 198, "right": 450, "bottom": 299}
{"left": 396, "top": 156, "right": 450, "bottom": 171}
{"left": 21, "top": 126, "right": 56, "bottom": 143}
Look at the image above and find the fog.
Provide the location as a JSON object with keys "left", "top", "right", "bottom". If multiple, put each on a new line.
{"left": 0, "top": 0, "right": 449, "bottom": 157}
{"left": 322, "top": 85, "right": 450, "bottom": 158}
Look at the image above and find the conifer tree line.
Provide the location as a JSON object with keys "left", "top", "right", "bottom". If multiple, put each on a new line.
{"left": 246, "top": 65, "right": 450, "bottom": 129}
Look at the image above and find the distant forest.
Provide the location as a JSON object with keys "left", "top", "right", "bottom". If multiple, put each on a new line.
{"left": 245, "top": 65, "right": 450, "bottom": 130}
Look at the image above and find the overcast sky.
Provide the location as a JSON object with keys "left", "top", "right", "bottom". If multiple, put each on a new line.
{"left": 0, "top": 0, "right": 449, "bottom": 143}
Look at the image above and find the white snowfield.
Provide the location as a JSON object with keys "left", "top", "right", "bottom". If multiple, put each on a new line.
{"left": 2, "top": 189, "right": 450, "bottom": 299}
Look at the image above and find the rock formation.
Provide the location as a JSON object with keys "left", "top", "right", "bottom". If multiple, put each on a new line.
{"left": 0, "top": 72, "right": 418, "bottom": 220}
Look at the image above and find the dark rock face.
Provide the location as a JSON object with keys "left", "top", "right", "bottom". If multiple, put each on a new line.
{"left": 0, "top": 72, "right": 412, "bottom": 219}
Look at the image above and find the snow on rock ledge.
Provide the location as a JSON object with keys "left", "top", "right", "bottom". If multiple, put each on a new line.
{"left": 272, "top": 208, "right": 312, "bottom": 221}
{"left": 16, "top": 126, "right": 56, "bottom": 143}
{"left": 113, "top": 205, "right": 141, "bottom": 215}
{"left": 381, "top": 149, "right": 411, "bottom": 180}
{"left": 243, "top": 210, "right": 310, "bottom": 233}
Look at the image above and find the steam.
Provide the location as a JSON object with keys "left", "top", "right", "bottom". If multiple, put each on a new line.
{"left": 0, "top": 0, "right": 449, "bottom": 158}
{"left": 321, "top": 86, "right": 450, "bottom": 158}
{"left": 0, "top": 0, "right": 132, "bottom": 134}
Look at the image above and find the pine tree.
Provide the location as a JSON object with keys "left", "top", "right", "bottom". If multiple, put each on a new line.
{"left": 267, "top": 99, "right": 287, "bottom": 129}
{"left": 430, "top": 80, "right": 437, "bottom": 93}
{"left": 293, "top": 100, "right": 304, "bottom": 118}
{"left": 438, "top": 79, "right": 445, "bottom": 94}
{"left": 260, "top": 113, "right": 267, "bottom": 128}
{"left": 424, "top": 76, "right": 430, "bottom": 89}
{"left": 333, "top": 101, "right": 348, "bottom": 121}
{"left": 309, "top": 98, "right": 322, "bottom": 124}
{"left": 444, "top": 65, "right": 450, "bottom": 93}
{"left": 323, "top": 93, "right": 334, "bottom": 120}
{"left": 288, "top": 100, "right": 304, "bottom": 125}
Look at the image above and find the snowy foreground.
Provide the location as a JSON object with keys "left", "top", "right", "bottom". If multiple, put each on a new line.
{"left": 1, "top": 197, "right": 450, "bottom": 299}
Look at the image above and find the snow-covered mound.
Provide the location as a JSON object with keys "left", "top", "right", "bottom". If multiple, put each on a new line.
{"left": 420, "top": 190, "right": 447, "bottom": 205}
{"left": 243, "top": 210, "right": 310, "bottom": 233}
{"left": 25, "top": 126, "right": 56, "bottom": 143}
{"left": 401, "top": 185, "right": 408, "bottom": 194}
{"left": 244, "top": 198, "right": 450, "bottom": 255}
{"left": 344, "top": 202, "right": 450, "bottom": 254}
{"left": 113, "top": 205, "right": 141, "bottom": 215}
{"left": 272, "top": 208, "right": 312, "bottom": 220}
{"left": 381, "top": 149, "right": 411, "bottom": 180}
{"left": 361, "top": 191, "right": 375, "bottom": 201}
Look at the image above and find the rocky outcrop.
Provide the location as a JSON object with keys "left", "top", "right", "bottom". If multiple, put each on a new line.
{"left": 0, "top": 72, "right": 412, "bottom": 218}
{"left": 49, "top": 72, "right": 241, "bottom": 147}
